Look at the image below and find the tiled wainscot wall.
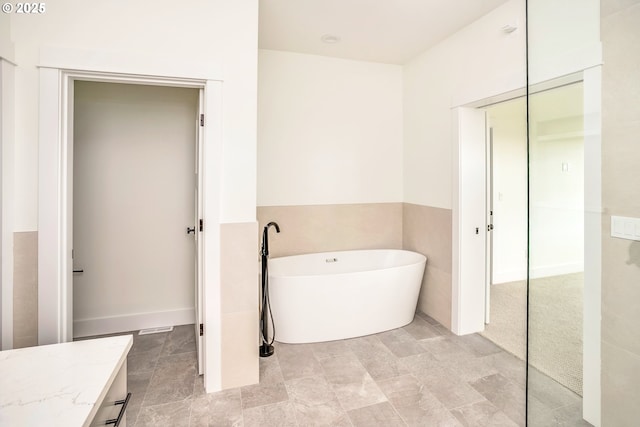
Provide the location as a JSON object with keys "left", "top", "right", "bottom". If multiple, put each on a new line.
{"left": 13, "top": 231, "right": 38, "bottom": 349}
{"left": 257, "top": 202, "right": 453, "bottom": 329}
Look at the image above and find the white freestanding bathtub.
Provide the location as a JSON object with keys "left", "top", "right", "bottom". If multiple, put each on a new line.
{"left": 268, "top": 249, "right": 427, "bottom": 344}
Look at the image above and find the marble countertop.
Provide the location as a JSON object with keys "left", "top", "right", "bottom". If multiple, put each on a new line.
{"left": 0, "top": 335, "right": 133, "bottom": 427}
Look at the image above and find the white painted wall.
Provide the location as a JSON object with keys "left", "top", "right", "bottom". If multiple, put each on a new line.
{"left": 403, "top": 0, "right": 526, "bottom": 209}
{"left": 403, "top": 0, "right": 599, "bottom": 210}
{"left": 9, "top": 0, "right": 258, "bottom": 392}
{"left": 529, "top": 86, "right": 585, "bottom": 276}
{"left": 10, "top": 0, "right": 258, "bottom": 228}
{"left": 529, "top": 136, "right": 584, "bottom": 275}
{"left": 72, "top": 81, "right": 197, "bottom": 336}
{"left": 217, "top": 2, "right": 259, "bottom": 222}
{"left": 0, "top": 17, "right": 10, "bottom": 348}
{"left": 487, "top": 86, "right": 584, "bottom": 284}
{"left": 0, "top": 14, "right": 12, "bottom": 61}
{"left": 1, "top": 56, "right": 15, "bottom": 350}
{"left": 528, "top": 0, "right": 601, "bottom": 84}
{"left": 257, "top": 49, "right": 403, "bottom": 206}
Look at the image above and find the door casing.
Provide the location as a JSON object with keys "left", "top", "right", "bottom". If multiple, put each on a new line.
{"left": 452, "top": 70, "right": 602, "bottom": 425}
{"left": 38, "top": 67, "right": 223, "bottom": 391}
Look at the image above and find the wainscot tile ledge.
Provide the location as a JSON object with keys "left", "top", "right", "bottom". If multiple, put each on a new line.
{"left": 0, "top": 335, "right": 133, "bottom": 427}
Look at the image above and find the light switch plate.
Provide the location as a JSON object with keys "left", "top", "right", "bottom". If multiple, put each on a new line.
{"left": 611, "top": 216, "right": 640, "bottom": 241}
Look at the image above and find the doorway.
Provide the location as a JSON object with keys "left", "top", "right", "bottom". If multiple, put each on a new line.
{"left": 70, "top": 81, "right": 204, "bottom": 374}
{"left": 72, "top": 81, "right": 196, "bottom": 332}
{"left": 481, "top": 95, "right": 528, "bottom": 358}
{"left": 453, "top": 73, "right": 600, "bottom": 423}
{"left": 38, "top": 65, "right": 223, "bottom": 390}
{"left": 481, "top": 82, "right": 586, "bottom": 397}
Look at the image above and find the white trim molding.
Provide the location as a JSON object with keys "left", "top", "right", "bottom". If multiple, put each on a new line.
{"left": 451, "top": 106, "right": 488, "bottom": 335}
{"left": 1, "top": 58, "right": 16, "bottom": 350}
{"left": 37, "top": 62, "right": 223, "bottom": 391}
{"left": 73, "top": 308, "right": 196, "bottom": 338}
{"left": 39, "top": 46, "right": 223, "bottom": 82}
{"left": 582, "top": 65, "right": 602, "bottom": 427}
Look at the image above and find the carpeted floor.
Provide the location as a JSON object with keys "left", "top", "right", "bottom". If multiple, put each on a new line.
{"left": 480, "top": 273, "right": 583, "bottom": 396}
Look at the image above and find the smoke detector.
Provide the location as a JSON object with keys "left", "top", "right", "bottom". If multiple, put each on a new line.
{"left": 502, "top": 24, "right": 518, "bottom": 34}
{"left": 321, "top": 34, "right": 341, "bottom": 44}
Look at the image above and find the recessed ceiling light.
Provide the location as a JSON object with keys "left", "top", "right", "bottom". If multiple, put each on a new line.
{"left": 321, "top": 34, "right": 341, "bottom": 44}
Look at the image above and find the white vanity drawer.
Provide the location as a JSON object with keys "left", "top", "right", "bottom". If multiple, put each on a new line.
{"left": 91, "top": 359, "right": 130, "bottom": 427}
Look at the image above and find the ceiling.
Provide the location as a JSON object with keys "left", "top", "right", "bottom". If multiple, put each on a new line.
{"left": 258, "top": 0, "right": 509, "bottom": 65}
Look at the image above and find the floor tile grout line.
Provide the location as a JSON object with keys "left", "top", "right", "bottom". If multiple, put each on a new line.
{"left": 118, "top": 317, "right": 582, "bottom": 426}
{"left": 447, "top": 396, "right": 492, "bottom": 412}
{"left": 136, "top": 338, "right": 167, "bottom": 410}
{"left": 239, "top": 389, "right": 246, "bottom": 427}
{"left": 283, "top": 383, "right": 301, "bottom": 427}
{"left": 186, "top": 396, "right": 195, "bottom": 427}
{"left": 385, "top": 398, "right": 410, "bottom": 427}
{"left": 549, "top": 400, "right": 583, "bottom": 412}
{"left": 320, "top": 351, "right": 391, "bottom": 419}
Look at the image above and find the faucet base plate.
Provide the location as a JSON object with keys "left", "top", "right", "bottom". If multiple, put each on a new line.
{"left": 259, "top": 344, "right": 274, "bottom": 358}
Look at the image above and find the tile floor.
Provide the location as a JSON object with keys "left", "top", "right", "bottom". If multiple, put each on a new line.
{"left": 101, "top": 313, "right": 589, "bottom": 426}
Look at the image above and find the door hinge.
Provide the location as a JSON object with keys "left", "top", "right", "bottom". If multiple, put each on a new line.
{"left": 488, "top": 224, "right": 494, "bottom": 231}
{"left": 199, "top": 323, "right": 204, "bottom": 336}
{"left": 200, "top": 114, "right": 204, "bottom": 127}
{"left": 199, "top": 219, "right": 203, "bottom": 232}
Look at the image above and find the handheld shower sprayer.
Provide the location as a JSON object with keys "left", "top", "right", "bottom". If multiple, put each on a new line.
{"left": 260, "top": 221, "right": 280, "bottom": 357}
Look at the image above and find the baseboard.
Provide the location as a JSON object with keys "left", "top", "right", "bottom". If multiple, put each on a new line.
{"left": 492, "top": 269, "right": 527, "bottom": 284}
{"left": 493, "top": 262, "right": 584, "bottom": 284}
{"left": 530, "top": 262, "right": 584, "bottom": 279}
{"left": 73, "top": 308, "right": 195, "bottom": 338}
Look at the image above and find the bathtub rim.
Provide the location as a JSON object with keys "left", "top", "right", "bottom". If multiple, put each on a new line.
{"left": 267, "top": 248, "right": 427, "bottom": 279}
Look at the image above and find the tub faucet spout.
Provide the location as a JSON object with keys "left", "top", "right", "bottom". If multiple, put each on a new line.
{"left": 261, "top": 222, "right": 280, "bottom": 257}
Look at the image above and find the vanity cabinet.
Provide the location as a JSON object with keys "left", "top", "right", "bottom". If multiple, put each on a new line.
{"left": 0, "top": 335, "right": 132, "bottom": 427}
{"left": 91, "top": 359, "right": 130, "bottom": 427}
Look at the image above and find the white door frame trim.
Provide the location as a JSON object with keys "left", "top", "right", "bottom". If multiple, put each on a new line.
{"left": 37, "top": 66, "right": 223, "bottom": 391}
{"left": 452, "top": 69, "right": 596, "bottom": 332}
{"left": 1, "top": 57, "right": 16, "bottom": 351}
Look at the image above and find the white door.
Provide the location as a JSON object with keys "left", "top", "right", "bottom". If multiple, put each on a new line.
{"left": 452, "top": 107, "right": 487, "bottom": 335}
{"left": 485, "top": 126, "right": 494, "bottom": 324}
{"left": 193, "top": 90, "right": 204, "bottom": 375}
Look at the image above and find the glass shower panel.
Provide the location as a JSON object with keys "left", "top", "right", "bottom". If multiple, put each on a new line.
{"left": 526, "top": 0, "right": 621, "bottom": 426}
{"left": 481, "top": 95, "right": 529, "bottom": 427}
{"left": 526, "top": 82, "right": 587, "bottom": 426}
